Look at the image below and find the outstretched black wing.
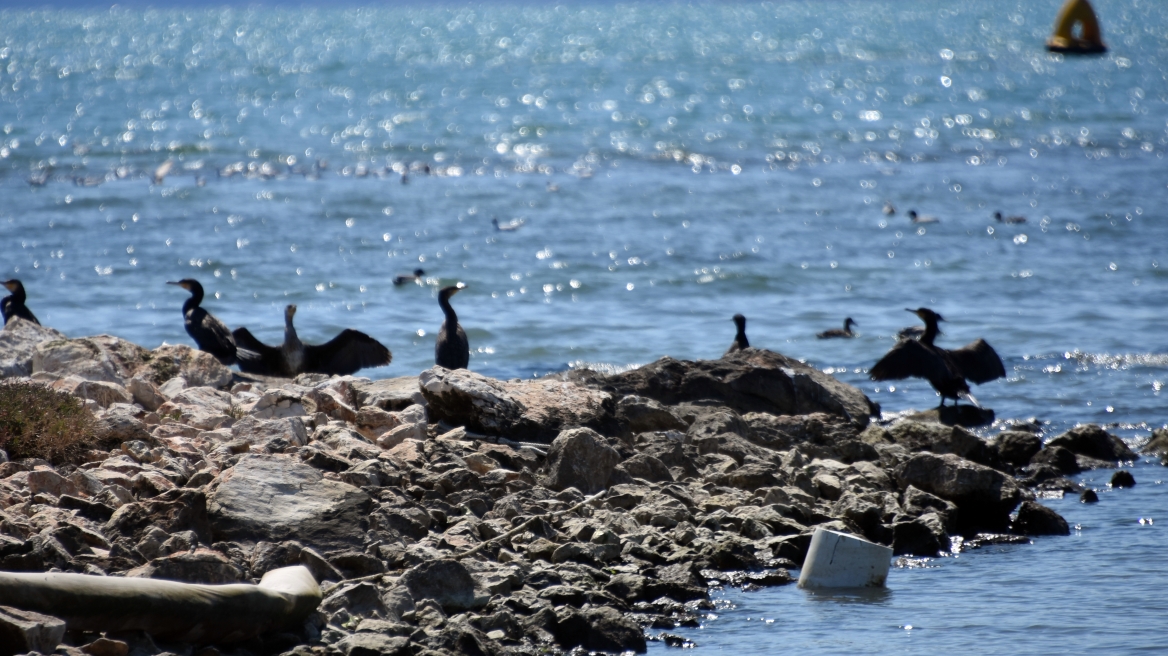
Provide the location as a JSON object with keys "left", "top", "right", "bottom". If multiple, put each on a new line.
{"left": 303, "top": 329, "right": 391, "bottom": 376}
{"left": 870, "top": 338, "right": 955, "bottom": 383}
{"left": 948, "top": 338, "right": 1005, "bottom": 385}
{"left": 232, "top": 327, "right": 284, "bottom": 375}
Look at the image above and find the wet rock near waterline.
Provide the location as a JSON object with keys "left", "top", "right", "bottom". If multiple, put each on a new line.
{"left": 1110, "top": 470, "right": 1136, "bottom": 488}
{"left": 903, "top": 405, "right": 995, "bottom": 428}
{"left": 1046, "top": 424, "right": 1138, "bottom": 465}
{"left": 894, "top": 452, "right": 1021, "bottom": 533}
{"left": 1012, "top": 500, "right": 1070, "bottom": 536}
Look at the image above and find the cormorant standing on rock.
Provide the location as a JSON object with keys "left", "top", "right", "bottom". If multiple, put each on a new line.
{"left": 167, "top": 279, "right": 236, "bottom": 365}
{"left": 817, "top": 317, "right": 857, "bottom": 339}
{"left": 393, "top": 269, "right": 425, "bottom": 286}
{"left": 2, "top": 280, "right": 39, "bottom": 326}
{"left": 725, "top": 314, "right": 749, "bottom": 355}
{"left": 870, "top": 308, "right": 1005, "bottom": 407}
{"left": 234, "top": 305, "right": 391, "bottom": 377}
{"left": 435, "top": 284, "right": 469, "bottom": 370}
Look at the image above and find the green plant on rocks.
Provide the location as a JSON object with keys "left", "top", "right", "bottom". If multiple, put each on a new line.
{"left": 0, "top": 379, "right": 99, "bottom": 464}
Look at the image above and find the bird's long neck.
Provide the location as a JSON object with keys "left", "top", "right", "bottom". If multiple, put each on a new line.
{"left": 8, "top": 285, "right": 25, "bottom": 305}
{"left": 735, "top": 322, "right": 748, "bottom": 347}
{"left": 921, "top": 317, "right": 940, "bottom": 346}
{"left": 183, "top": 288, "right": 203, "bottom": 314}
{"left": 284, "top": 313, "right": 301, "bottom": 348}
{"left": 440, "top": 295, "right": 458, "bottom": 327}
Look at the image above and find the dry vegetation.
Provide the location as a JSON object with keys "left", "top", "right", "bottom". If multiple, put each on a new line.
{"left": 0, "top": 379, "right": 99, "bottom": 464}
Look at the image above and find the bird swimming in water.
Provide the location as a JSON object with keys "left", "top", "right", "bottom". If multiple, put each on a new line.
{"left": 725, "top": 314, "right": 749, "bottom": 355}
{"left": 994, "top": 211, "right": 1026, "bottom": 224}
{"left": 393, "top": 269, "right": 425, "bottom": 286}
{"left": 2, "top": 280, "right": 39, "bottom": 326}
{"left": 492, "top": 217, "right": 526, "bottom": 232}
{"left": 233, "top": 304, "right": 391, "bottom": 377}
{"left": 870, "top": 308, "right": 1005, "bottom": 407}
{"left": 882, "top": 201, "right": 896, "bottom": 215}
{"left": 167, "top": 279, "right": 236, "bottom": 365}
{"left": 907, "top": 210, "right": 939, "bottom": 224}
{"left": 435, "top": 284, "right": 469, "bottom": 370}
{"left": 817, "top": 317, "right": 858, "bottom": 339}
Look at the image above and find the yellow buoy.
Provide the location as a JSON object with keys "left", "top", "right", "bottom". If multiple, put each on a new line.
{"left": 1046, "top": 0, "right": 1107, "bottom": 54}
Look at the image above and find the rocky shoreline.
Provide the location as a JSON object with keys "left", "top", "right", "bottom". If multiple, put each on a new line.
{"left": 0, "top": 317, "right": 1160, "bottom": 656}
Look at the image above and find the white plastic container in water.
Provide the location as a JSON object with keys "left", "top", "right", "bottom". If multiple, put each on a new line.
{"left": 797, "top": 527, "right": 893, "bottom": 589}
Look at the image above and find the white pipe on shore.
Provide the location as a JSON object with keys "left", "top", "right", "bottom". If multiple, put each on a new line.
{"left": 0, "top": 565, "right": 320, "bottom": 644}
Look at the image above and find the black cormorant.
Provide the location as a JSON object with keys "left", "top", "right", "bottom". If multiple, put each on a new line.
{"left": 2, "top": 280, "right": 39, "bottom": 326}
{"left": 994, "top": 211, "right": 1026, "bottom": 224}
{"left": 167, "top": 279, "right": 236, "bottom": 365}
{"left": 393, "top": 269, "right": 425, "bottom": 286}
{"left": 233, "top": 304, "right": 391, "bottom": 377}
{"left": 435, "top": 284, "right": 469, "bottom": 369}
{"left": 870, "top": 308, "right": 1005, "bottom": 407}
{"left": 907, "top": 210, "right": 939, "bottom": 224}
{"left": 817, "top": 317, "right": 857, "bottom": 339}
{"left": 725, "top": 314, "right": 749, "bottom": 355}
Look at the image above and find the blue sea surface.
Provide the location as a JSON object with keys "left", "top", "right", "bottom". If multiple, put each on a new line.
{"left": 1, "top": 0, "right": 1166, "bottom": 651}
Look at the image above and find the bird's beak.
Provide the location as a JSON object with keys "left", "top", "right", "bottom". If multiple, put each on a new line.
{"left": 3, "top": 282, "right": 15, "bottom": 292}
{"left": 904, "top": 308, "right": 915, "bottom": 313}
{"left": 166, "top": 281, "right": 186, "bottom": 289}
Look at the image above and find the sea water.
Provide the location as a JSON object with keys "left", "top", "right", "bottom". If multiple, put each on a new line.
{"left": 1, "top": 1, "right": 1166, "bottom": 651}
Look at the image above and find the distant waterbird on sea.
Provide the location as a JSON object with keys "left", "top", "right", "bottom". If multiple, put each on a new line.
{"left": 907, "top": 210, "right": 939, "bottom": 224}
{"left": 435, "top": 284, "right": 469, "bottom": 370}
{"left": 882, "top": 201, "right": 896, "bottom": 215}
{"left": 153, "top": 160, "right": 174, "bottom": 185}
{"left": 725, "top": 314, "right": 749, "bottom": 355}
{"left": 817, "top": 317, "right": 857, "bottom": 339}
{"left": 493, "top": 217, "right": 526, "bottom": 232}
{"left": 2, "top": 280, "right": 39, "bottom": 326}
{"left": 393, "top": 269, "right": 426, "bottom": 286}
{"left": 994, "top": 211, "right": 1027, "bottom": 224}
{"left": 871, "top": 308, "right": 1005, "bottom": 407}
{"left": 167, "top": 279, "right": 236, "bottom": 365}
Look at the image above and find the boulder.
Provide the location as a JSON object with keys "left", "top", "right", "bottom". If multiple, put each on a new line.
{"left": 588, "top": 349, "right": 875, "bottom": 427}
{"left": 992, "top": 431, "right": 1043, "bottom": 467}
{"left": 207, "top": 454, "right": 372, "bottom": 553}
{"left": 1110, "top": 470, "right": 1136, "bottom": 488}
{"left": 1046, "top": 424, "right": 1137, "bottom": 463}
{"left": 336, "top": 634, "right": 410, "bottom": 656}
{"left": 887, "top": 421, "right": 996, "bottom": 467}
{"left": 1012, "top": 501, "right": 1070, "bottom": 536}
{"left": 104, "top": 489, "right": 213, "bottom": 546}
{"left": 32, "top": 336, "right": 144, "bottom": 384}
{"left": 614, "top": 453, "right": 673, "bottom": 483}
{"left": 420, "top": 367, "right": 615, "bottom": 442}
{"left": 1143, "top": 428, "right": 1168, "bottom": 458}
{"left": 1028, "top": 446, "right": 1080, "bottom": 475}
{"left": 892, "top": 512, "right": 950, "bottom": 556}
{"left": 125, "top": 548, "right": 244, "bottom": 584}
{"left": 615, "top": 396, "right": 687, "bottom": 434}
{"left": 553, "top": 606, "right": 646, "bottom": 654}
{"left": 894, "top": 453, "right": 1020, "bottom": 533}
{"left": 352, "top": 376, "right": 425, "bottom": 411}
{"left": 400, "top": 559, "right": 479, "bottom": 612}
{"left": 540, "top": 428, "right": 620, "bottom": 494}
{"left": 231, "top": 416, "right": 308, "bottom": 448}
{"left": 0, "top": 605, "right": 66, "bottom": 656}
{"left": 0, "top": 319, "right": 66, "bottom": 378}
{"left": 137, "top": 344, "right": 232, "bottom": 389}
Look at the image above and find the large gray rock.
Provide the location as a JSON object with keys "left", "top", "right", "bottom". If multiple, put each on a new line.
{"left": 0, "top": 318, "right": 66, "bottom": 378}
{"left": 0, "top": 605, "right": 66, "bottom": 656}
{"left": 352, "top": 376, "right": 425, "bottom": 411}
{"left": 139, "top": 344, "right": 233, "bottom": 389}
{"left": 32, "top": 335, "right": 146, "bottom": 384}
{"left": 420, "top": 367, "right": 615, "bottom": 442}
{"left": 894, "top": 452, "right": 1020, "bottom": 533}
{"left": 584, "top": 349, "right": 876, "bottom": 428}
{"left": 208, "top": 454, "right": 372, "bottom": 553}
{"left": 1046, "top": 424, "right": 1137, "bottom": 463}
{"left": 887, "top": 420, "right": 996, "bottom": 467}
{"left": 400, "top": 559, "right": 479, "bottom": 612}
{"left": 992, "top": 431, "right": 1043, "bottom": 467}
{"left": 1013, "top": 500, "right": 1070, "bottom": 536}
{"left": 541, "top": 428, "right": 621, "bottom": 494}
